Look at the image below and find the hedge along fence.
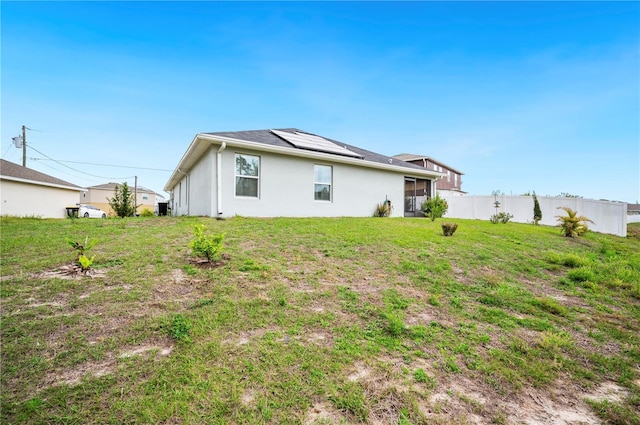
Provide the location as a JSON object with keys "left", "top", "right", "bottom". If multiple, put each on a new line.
{"left": 441, "top": 195, "right": 628, "bottom": 237}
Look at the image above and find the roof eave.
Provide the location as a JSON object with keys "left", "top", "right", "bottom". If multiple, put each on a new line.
{"left": 1, "top": 175, "right": 85, "bottom": 192}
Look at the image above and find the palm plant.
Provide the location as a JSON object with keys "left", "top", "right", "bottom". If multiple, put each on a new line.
{"left": 555, "top": 207, "right": 594, "bottom": 237}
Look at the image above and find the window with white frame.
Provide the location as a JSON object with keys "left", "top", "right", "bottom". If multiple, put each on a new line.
{"left": 314, "top": 164, "right": 332, "bottom": 201}
{"left": 142, "top": 194, "right": 149, "bottom": 201}
{"left": 235, "top": 154, "right": 260, "bottom": 197}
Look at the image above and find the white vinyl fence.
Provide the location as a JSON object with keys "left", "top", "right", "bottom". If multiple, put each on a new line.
{"left": 441, "top": 195, "right": 628, "bottom": 237}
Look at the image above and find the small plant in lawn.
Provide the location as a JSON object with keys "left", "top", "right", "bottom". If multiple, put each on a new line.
{"left": 421, "top": 194, "right": 448, "bottom": 221}
{"left": 190, "top": 224, "right": 224, "bottom": 262}
{"left": 532, "top": 192, "right": 542, "bottom": 225}
{"left": 67, "top": 236, "right": 97, "bottom": 272}
{"left": 384, "top": 310, "right": 406, "bottom": 337}
{"left": 556, "top": 207, "right": 594, "bottom": 238}
{"left": 442, "top": 222, "right": 458, "bottom": 236}
{"left": 78, "top": 254, "right": 95, "bottom": 273}
{"left": 67, "top": 236, "right": 97, "bottom": 259}
{"left": 413, "top": 368, "right": 436, "bottom": 387}
{"left": 374, "top": 200, "right": 392, "bottom": 217}
{"left": 490, "top": 212, "right": 513, "bottom": 224}
{"left": 169, "top": 314, "right": 191, "bottom": 341}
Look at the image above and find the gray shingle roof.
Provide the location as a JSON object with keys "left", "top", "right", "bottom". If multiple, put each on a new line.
{"left": 205, "top": 128, "right": 429, "bottom": 172}
{"left": 0, "top": 159, "right": 82, "bottom": 189}
{"left": 87, "top": 182, "right": 157, "bottom": 194}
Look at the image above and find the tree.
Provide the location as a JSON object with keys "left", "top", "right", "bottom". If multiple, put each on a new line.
{"left": 532, "top": 192, "right": 542, "bottom": 225}
{"left": 421, "top": 193, "right": 448, "bottom": 221}
{"left": 107, "top": 182, "right": 137, "bottom": 218}
{"left": 555, "top": 207, "right": 594, "bottom": 238}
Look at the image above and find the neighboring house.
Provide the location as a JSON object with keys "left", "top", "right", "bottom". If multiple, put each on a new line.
{"left": 164, "top": 128, "right": 445, "bottom": 218}
{"left": 0, "top": 159, "right": 85, "bottom": 218}
{"left": 628, "top": 204, "right": 640, "bottom": 224}
{"left": 83, "top": 183, "right": 163, "bottom": 216}
{"left": 393, "top": 154, "right": 465, "bottom": 197}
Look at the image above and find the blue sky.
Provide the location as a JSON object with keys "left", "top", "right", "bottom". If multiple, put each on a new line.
{"left": 2, "top": 1, "right": 639, "bottom": 203}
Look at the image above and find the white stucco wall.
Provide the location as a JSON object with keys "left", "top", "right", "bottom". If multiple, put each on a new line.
{"left": 171, "top": 175, "right": 189, "bottom": 216}
{"left": 209, "top": 148, "right": 406, "bottom": 218}
{"left": 186, "top": 147, "right": 215, "bottom": 216}
{"left": 442, "top": 195, "right": 628, "bottom": 237}
{"left": 0, "top": 180, "right": 82, "bottom": 218}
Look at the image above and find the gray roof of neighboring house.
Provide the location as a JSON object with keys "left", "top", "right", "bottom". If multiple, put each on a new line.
{"left": 393, "top": 153, "right": 464, "bottom": 175}
{"left": 0, "top": 159, "right": 83, "bottom": 190}
{"left": 628, "top": 203, "right": 640, "bottom": 212}
{"left": 87, "top": 182, "right": 158, "bottom": 195}
{"left": 205, "top": 128, "right": 428, "bottom": 172}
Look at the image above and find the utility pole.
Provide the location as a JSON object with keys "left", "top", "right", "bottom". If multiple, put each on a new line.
{"left": 22, "top": 125, "right": 26, "bottom": 167}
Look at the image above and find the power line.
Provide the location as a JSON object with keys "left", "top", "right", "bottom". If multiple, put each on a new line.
{"left": 2, "top": 143, "right": 13, "bottom": 157}
{"left": 29, "top": 157, "right": 172, "bottom": 172}
{"left": 36, "top": 160, "right": 106, "bottom": 185}
{"left": 27, "top": 145, "right": 136, "bottom": 180}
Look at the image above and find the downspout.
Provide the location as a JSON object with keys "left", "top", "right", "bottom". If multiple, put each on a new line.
{"left": 216, "top": 142, "right": 227, "bottom": 218}
{"left": 177, "top": 168, "right": 189, "bottom": 216}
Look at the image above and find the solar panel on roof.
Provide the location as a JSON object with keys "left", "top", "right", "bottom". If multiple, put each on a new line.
{"left": 271, "top": 129, "right": 363, "bottom": 159}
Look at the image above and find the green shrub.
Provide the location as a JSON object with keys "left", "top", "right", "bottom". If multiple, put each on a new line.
{"left": 567, "top": 267, "right": 595, "bottom": 282}
{"left": 544, "top": 252, "right": 589, "bottom": 268}
{"left": 190, "top": 224, "right": 224, "bottom": 261}
{"left": 561, "top": 254, "right": 589, "bottom": 268}
{"left": 421, "top": 194, "right": 448, "bottom": 221}
{"left": 556, "top": 207, "right": 594, "bottom": 237}
{"left": 490, "top": 212, "right": 513, "bottom": 224}
{"left": 140, "top": 208, "right": 154, "bottom": 217}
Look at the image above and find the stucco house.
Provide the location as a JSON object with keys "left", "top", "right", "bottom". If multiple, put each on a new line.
{"left": 82, "top": 183, "right": 164, "bottom": 216}
{"left": 164, "top": 128, "right": 445, "bottom": 218}
{"left": 0, "top": 159, "right": 85, "bottom": 218}
{"left": 393, "top": 153, "right": 465, "bottom": 197}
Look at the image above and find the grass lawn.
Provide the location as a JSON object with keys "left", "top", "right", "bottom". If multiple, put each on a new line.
{"left": 1, "top": 216, "right": 639, "bottom": 424}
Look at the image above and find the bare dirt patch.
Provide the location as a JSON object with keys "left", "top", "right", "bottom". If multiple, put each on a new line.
{"left": 583, "top": 381, "right": 629, "bottom": 404}
{"left": 302, "top": 330, "right": 334, "bottom": 347}
{"left": 304, "top": 402, "right": 344, "bottom": 425}
{"left": 119, "top": 343, "right": 174, "bottom": 359}
{"left": 240, "top": 389, "right": 255, "bottom": 407}
{"left": 504, "top": 385, "right": 601, "bottom": 425}
{"left": 36, "top": 264, "right": 106, "bottom": 280}
{"left": 188, "top": 254, "right": 230, "bottom": 269}
{"left": 42, "top": 342, "right": 174, "bottom": 390}
{"left": 223, "top": 329, "right": 269, "bottom": 347}
{"left": 43, "top": 358, "right": 117, "bottom": 388}
{"left": 347, "top": 362, "right": 372, "bottom": 383}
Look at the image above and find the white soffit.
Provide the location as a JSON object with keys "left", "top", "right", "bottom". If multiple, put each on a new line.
{"left": 271, "top": 129, "right": 363, "bottom": 159}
